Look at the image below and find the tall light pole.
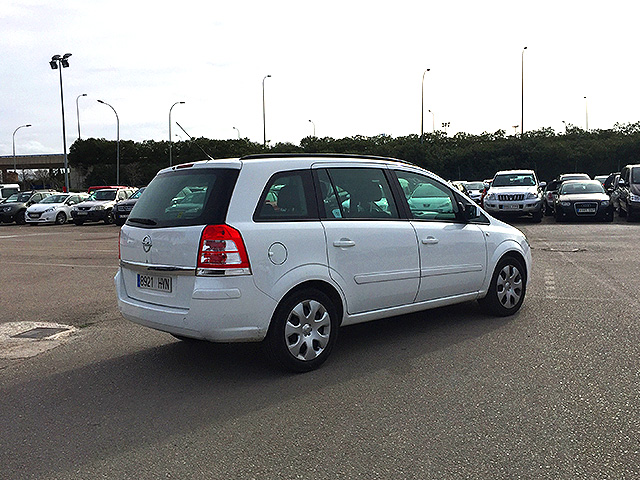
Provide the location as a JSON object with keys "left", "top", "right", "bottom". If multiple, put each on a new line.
{"left": 262, "top": 74, "right": 271, "bottom": 148}
{"left": 50, "top": 53, "right": 72, "bottom": 191}
{"left": 12, "top": 124, "right": 32, "bottom": 174}
{"left": 421, "top": 69, "right": 430, "bottom": 143}
{"left": 521, "top": 46, "right": 527, "bottom": 135}
{"left": 97, "top": 100, "right": 120, "bottom": 185}
{"left": 233, "top": 126, "right": 241, "bottom": 139}
{"left": 76, "top": 93, "right": 87, "bottom": 139}
{"left": 584, "top": 96, "right": 589, "bottom": 131}
{"left": 169, "top": 101, "right": 185, "bottom": 167}
{"left": 308, "top": 119, "right": 316, "bottom": 137}
{"left": 429, "top": 109, "right": 435, "bottom": 133}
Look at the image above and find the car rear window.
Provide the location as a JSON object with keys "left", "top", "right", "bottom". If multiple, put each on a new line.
{"left": 127, "top": 168, "right": 238, "bottom": 228}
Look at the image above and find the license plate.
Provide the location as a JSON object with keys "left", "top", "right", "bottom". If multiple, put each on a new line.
{"left": 577, "top": 208, "right": 596, "bottom": 213}
{"left": 504, "top": 204, "right": 520, "bottom": 210}
{"left": 77, "top": 211, "right": 88, "bottom": 216}
{"left": 137, "top": 273, "right": 172, "bottom": 292}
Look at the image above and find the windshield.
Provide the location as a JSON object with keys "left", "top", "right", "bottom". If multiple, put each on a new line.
{"left": 91, "top": 190, "right": 117, "bottom": 201}
{"left": 40, "top": 194, "right": 68, "bottom": 204}
{"left": 632, "top": 167, "right": 640, "bottom": 184}
{"left": 130, "top": 187, "right": 146, "bottom": 199}
{"left": 128, "top": 169, "right": 238, "bottom": 227}
{"left": 5, "top": 193, "right": 20, "bottom": 202}
{"left": 492, "top": 174, "right": 536, "bottom": 187}
{"left": 560, "top": 182, "right": 605, "bottom": 195}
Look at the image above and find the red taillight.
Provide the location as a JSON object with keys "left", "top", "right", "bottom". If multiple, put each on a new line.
{"left": 197, "top": 224, "right": 250, "bottom": 271}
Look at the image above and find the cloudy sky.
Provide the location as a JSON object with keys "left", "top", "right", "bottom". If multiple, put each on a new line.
{"left": 2, "top": 0, "right": 639, "bottom": 157}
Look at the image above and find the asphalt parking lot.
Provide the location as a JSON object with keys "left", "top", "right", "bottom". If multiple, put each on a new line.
{"left": 0, "top": 216, "right": 639, "bottom": 479}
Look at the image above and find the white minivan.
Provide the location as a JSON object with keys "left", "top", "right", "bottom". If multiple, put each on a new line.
{"left": 115, "top": 154, "right": 532, "bottom": 371}
{"left": 0, "top": 183, "right": 20, "bottom": 202}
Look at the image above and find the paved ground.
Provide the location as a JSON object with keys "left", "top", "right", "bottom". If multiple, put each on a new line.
{"left": 0, "top": 217, "right": 638, "bottom": 479}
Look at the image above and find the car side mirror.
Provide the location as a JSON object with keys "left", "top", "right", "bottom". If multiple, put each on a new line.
{"left": 458, "top": 201, "right": 478, "bottom": 221}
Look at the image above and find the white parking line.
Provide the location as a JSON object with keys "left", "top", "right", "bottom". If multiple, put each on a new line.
{"left": 1, "top": 261, "right": 119, "bottom": 269}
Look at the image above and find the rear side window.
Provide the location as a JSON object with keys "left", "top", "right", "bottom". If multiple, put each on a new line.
{"left": 317, "top": 168, "right": 399, "bottom": 219}
{"left": 255, "top": 170, "right": 316, "bottom": 221}
{"left": 128, "top": 168, "right": 238, "bottom": 228}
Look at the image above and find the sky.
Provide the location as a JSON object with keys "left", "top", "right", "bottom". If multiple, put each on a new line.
{"left": 2, "top": 0, "right": 640, "bottom": 157}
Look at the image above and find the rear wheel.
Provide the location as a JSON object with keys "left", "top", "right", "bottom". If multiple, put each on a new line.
{"left": 15, "top": 210, "right": 26, "bottom": 225}
{"left": 479, "top": 256, "right": 526, "bottom": 317}
{"left": 73, "top": 219, "right": 84, "bottom": 226}
{"left": 265, "top": 289, "right": 339, "bottom": 372}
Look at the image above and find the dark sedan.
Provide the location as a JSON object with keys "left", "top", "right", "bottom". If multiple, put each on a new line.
{"left": 554, "top": 180, "right": 613, "bottom": 222}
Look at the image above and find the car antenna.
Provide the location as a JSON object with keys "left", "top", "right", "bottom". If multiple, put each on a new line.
{"left": 175, "top": 122, "right": 214, "bottom": 160}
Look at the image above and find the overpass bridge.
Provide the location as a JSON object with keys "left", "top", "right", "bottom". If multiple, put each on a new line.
{"left": 0, "top": 154, "right": 82, "bottom": 188}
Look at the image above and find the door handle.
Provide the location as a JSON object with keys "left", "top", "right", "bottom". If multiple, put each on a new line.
{"left": 421, "top": 236, "right": 439, "bottom": 245}
{"left": 333, "top": 238, "right": 356, "bottom": 248}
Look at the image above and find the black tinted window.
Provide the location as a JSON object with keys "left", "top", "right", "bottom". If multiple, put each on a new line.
{"left": 128, "top": 168, "right": 238, "bottom": 228}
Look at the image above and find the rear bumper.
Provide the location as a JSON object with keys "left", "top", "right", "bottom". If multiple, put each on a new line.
{"left": 114, "top": 269, "right": 276, "bottom": 343}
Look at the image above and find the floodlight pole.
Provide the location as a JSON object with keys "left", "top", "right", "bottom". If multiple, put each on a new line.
{"left": 50, "top": 53, "right": 72, "bottom": 191}
{"left": 262, "top": 75, "right": 271, "bottom": 148}
{"left": 12, "top": 124, "right": 32, "bottom": 174}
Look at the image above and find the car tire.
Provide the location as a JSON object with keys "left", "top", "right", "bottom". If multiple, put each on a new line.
{"left": 544, "top": 205, "right": 554, "bottom": 216}
{"left": 15, "top": 210, "right": 26, "bottom": 225}
{"left": 265, "top": 288, "right": 339, "bottom": 373}
{"left": 478, "top": 255, "right": 526, "bottom": 317}
{"left": 115, "top": 218, "right": 125, "bottom": 226}
{"left": 104, "top": 210, "right": 114, "bottom": 225}
{"left": 55, "top": 212, "right": 67, "bottom": 225}
{"left": 73, "top": 220, "right": 84, "bottom": 226}
{"left": 532, "top": 210, "right": 542, "bottom": 223}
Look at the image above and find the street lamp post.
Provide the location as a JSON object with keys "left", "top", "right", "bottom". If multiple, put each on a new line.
{"left": 521, "top": 46, "right": 527, "bottom": 135}
{"left": 97, "top": 100, "right": 120, "bottom": 185}
{"left": 584, "top": 96, "right": 589, "bottom": 131}
{"left": 421, "top": 69, "right": 430, "bottom": 142}
{"left": 76, "top": 93, "right": 87, "bottom": 139}
{"left": 169, "top": 101, "right": 185, "bottom": 167}
{"left": 308, "top": 119, "right": 316, "bottom": 137}
{"left": 233, "top": 126, "right": 241, "bottom": 139}
{"left": 50, "top": 53, "right": 72, "bottom": 191}
{"left": 12, "top": 124, "right": 32, "bottom": 175}
{"left": 262, "top": 75, "right": 271, "bottom": 148}
{"left": 428, "top": 109, "right": 435, "bottom": 133}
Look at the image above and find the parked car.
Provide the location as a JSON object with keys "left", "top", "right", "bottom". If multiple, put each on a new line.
{"left": 0, "top": 183, "right": 20, "bottom": 202}
{"left": 115, "top": 154, "right": 532, "bottom": 372}
{"left": 554, "top": 180, "right": 613, "bottom": 222}
{"left": 0, "top": 190, "right": 56, "bottom": 224}
{"left": 462, "top": 181, "right": 485, "bottom": 204}
{"left": 25, "top": 192, "right": 89, "bottom": 225}
{"left": 613, "top": 164, "right": 640, "bottom": 220}
{"left": 543, "top": 173, "right": 591, "bottom": 216}
{"left": 482, "top": 170, "right": 545, "bottom": 222}
{"left": 114, "top": 187, "right": 146, "bottom": 226}
{"left": 71, "top": 187, "right": 134, "bottom": 225}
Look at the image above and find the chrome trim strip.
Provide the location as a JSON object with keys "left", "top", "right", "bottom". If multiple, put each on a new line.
{"left": 119, "top": 259, "right": 196, "bottom": 276}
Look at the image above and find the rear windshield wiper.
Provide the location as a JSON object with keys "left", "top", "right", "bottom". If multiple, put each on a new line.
{"left": 128, "top": 217, "right": 157, "bottom": 225}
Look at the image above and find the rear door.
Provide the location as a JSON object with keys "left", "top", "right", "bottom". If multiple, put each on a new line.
{"left": 316, "top": 166, "right": 420, "bottom": 315}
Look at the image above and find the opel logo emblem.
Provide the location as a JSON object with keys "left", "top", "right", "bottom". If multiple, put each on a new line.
{"left": 142, "top": 236, "right": 152, "bottom": 253}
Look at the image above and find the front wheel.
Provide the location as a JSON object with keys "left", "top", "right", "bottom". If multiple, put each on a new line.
{"left": 104, "top": 210, "right": 114, "bottom": 225}
{"left": 265, "top": 289, "right": 339, "bottom": 372}
{"left": 479, "top": 256, "right": 526, "bottom": 317}
{"left": 55, "top": 212, "right": 67, "bottom": 225}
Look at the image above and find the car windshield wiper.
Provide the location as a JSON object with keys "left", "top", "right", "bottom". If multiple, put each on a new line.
{"left": 128, "top": 217, "right": 157, "bottom": 225}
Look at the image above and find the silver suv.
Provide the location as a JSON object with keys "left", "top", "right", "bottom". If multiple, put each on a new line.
{"left": 115, "top": 154, "right": 532, "bottom": 372}
{"left": 483, "top": 170, "right": 545, "bottom": 222}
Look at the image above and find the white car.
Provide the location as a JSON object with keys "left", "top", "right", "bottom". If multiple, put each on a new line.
{"left": 483, "top": 170, "right": 545, "bottom": 222}
{"left": 115, "top": 154, "right": 532, "bottom": 372}
{"left": 25, "top": 193, "right": 89, "bottom": 225}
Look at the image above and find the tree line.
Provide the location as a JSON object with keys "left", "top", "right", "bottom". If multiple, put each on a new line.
{"left": 65, "top": 122, "right": 640, "bottom": 188}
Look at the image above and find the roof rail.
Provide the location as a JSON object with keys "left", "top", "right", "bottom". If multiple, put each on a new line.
{"left": 239, "top": 152, "right": 417, "bottom": 166}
